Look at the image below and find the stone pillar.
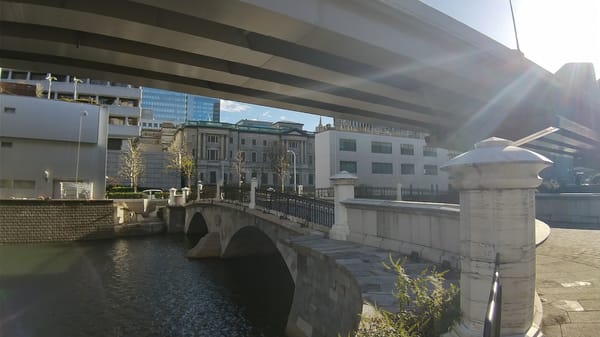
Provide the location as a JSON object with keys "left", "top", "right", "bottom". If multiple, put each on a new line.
{"left": 215, "top": 183, "right": 221, "bottom": 200}
{"left": 329, "top": 171, "right": 358, "bottom": 240}
{"left": 396, "top": 183, "right": 403, "bottom": 201}
{"left": 298, "top": 185, "right": 303, "bottom": 196}
{"left": 182, "top": 187, "right": 190, "bottom": 202}
{"left": 168, "top": 188, "right": 177, "bottom": 206}
{"left": 196, "top": 181, "right": 203, "bottom": 201}
{"left": 249, "top": 177, "right": 257, "bottom": 209}
{"left": 441, "top": 137, "right": 551, "bottom": 337}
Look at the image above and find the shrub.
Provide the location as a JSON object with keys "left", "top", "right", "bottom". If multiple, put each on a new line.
{"left": 106, "top": 192, "right": 145, "bottom": 199}
{"left": 354, "top": 257, "right": 460, "bottom": 337}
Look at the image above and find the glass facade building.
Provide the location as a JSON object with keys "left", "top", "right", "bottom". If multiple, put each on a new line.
{"left": 141, "top": 87, "right": 220, "bottom": 124}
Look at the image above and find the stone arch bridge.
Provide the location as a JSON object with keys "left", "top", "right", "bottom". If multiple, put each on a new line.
{"left": 166, "top": 200, "right": 436, "bottom": 337}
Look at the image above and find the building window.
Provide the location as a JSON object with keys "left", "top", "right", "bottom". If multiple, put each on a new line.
{"left": 308, "top": 174, "right": 314, "bottom": 185}
{"left": 400, "top": 144, "right": 414, "bottom": 155}
{"left": 273, "top": 173, "right": 278, "bottom": 185}
{"left": 251, "top": 152, "right": 257, "bottom": 162}
{"left": 3, "top": 107, "right": 16, "bottom": 114}
{"left": 107, "top": 138, "right": 122, "bottom": 150}
{"left": 372, "top": 162, "right": 393, "bottom": 174}
{"left": 340, "top": 161, "right": 357, "bottom": 173}
{"left": 339, "top": 138, "right": 356, "bottom": 151}
{"left": 263, "top": 140, "right": 267, "bottom": 146}
{"left": 229, "top": 150, "right": 233, "bottom": 159}
{"left": 423, "top": 146, "right": 437, "bottom": 157}
{"left": 262, "top": 153, "right": 267, "bottom": 162}
{"left": 240, "top": 152, "right": 246, "bottom": 162}
{"left": 207, "top": 149, "right": 219, "bottom": 161}
{"left": 209, "top": 171, "right": 217, "bottom": 184}
{"left": 401, "top": 164, "right": 415, "bottom": 175}
{"left": 1, "top": 141, "right": 13, "bottom": 148}
{"left": 288, "top": 141, "right": 298, "bottom": 148}
{"left": 10, "top": 71, "right": 27, "bottom": 80}
{"left": 252, "top": 139, "right": 257, "bottom": 146}
{"left": 229, "top": 137, "right": 233, "bottom": 144}
{"left": 308, "top": 155, "right": 313, "bottom": 165}
{"left": 424, "top": 165, "right": 438, "bottom": 175}
{"left": 207, "top": 135, "right": 219, "bottom": 143}
{"left": 241, "top": 138, "right": 246, "bottom": 145}
{"left": 371, "top": 141, "right": 392, "bottom": 154}
{"left": 261, "top": 173, "right": 269, "bottom": 185}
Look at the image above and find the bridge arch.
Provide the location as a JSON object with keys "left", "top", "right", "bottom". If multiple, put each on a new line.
{"left": 186, "top": 212, "right": 209, "bottom": 237}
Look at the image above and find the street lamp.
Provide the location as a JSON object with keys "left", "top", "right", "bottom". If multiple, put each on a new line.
{"left": 73, "top": 76, "right": 83, "bottom": 101}
{"left": 45, "top": 73, "right": 57, "bottom": 99}
{"left": 287, "top": 150, "right": 296, "bottom": 194}
{"left": 75, "top": 111, "right": 88, "bottom": 199}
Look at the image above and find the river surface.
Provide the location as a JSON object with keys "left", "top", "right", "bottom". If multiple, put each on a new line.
{"left": 0, "top": 235, "right": 294, "bottom": 337}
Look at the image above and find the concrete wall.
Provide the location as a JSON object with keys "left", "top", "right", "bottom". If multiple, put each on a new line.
{"left": 536, "top": 193, "right": 600, "bottom": 225}
{"left": 0, "top": 94, "right": 108, "bottom": 199}
{"left": 0, "top": 199, "right": 114, "bottom": 243}
{"left": 343, "top": 199, "right": 461, "bottom": 267}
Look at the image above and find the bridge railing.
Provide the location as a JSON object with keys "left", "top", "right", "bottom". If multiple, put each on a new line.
{"left": 312, "top": 186, "right": 458, "bottom": 203}
{"left": 483, "top": 253, "right": 502, "bottom": 337}
{"left": 256, "top": 189, "right": 334, "bottom": 227}
{"left": 221, "top": 185, "right": 250, "bottom": 203}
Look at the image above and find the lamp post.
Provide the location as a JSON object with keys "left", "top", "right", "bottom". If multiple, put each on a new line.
{"left": 287, "top": 150, "right": 296, "bottom": 194}
{"left": 45, "top": 73, "right": 57, "bottom": 99}
{"left": 75, "top": 111, "right": 88, "bottom": 199}
{"left": 73, "top": 76, "right": 83, "bottom": 101}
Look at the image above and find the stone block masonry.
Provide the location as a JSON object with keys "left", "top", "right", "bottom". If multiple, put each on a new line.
{"left": 0, "top": 200, "right": 115, "bottom": 243}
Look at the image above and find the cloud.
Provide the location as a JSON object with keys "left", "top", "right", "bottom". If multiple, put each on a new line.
{"left": 220, "top": 99, "right": 250, "bottom": 113}
{"left": 279, "top": 115, "right": 288, "bottom": 120}
{"left": 261, "top": 110, "right": 273, "bottom": 118}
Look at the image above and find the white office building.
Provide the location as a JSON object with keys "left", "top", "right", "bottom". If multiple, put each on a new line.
{"left": 0, "top": 94, "right": 108, "bottom": 199}
{"left": 315, "top": 127, "right": 454, "bottom": 192}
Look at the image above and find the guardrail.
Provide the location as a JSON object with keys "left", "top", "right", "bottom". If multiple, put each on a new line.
{"left": 256, "top": 190, "right": 334, "bottom": 227}
{"left": 483, "top": 253, "right": 502, "bottom": 337}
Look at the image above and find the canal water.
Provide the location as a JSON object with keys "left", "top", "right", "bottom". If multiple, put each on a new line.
{"left": 0, "top": 235, "right": 295, "bottom": 337}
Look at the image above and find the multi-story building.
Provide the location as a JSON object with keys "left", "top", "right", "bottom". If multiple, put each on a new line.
{"left": 170, "top": 119, "right": 315, "bottom": 190}
{"left": 0, "top": 94, "right": 108, "bottom": 199}
{"left": 140, "top": 87, "right": 220, "bottom": 125}
{"left": 315, "top": 120, "right": 455, "bottom": 192}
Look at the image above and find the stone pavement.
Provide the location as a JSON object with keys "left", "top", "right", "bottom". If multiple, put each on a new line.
{"left": 536, "top": 223, "right": 600, "bottom": 337}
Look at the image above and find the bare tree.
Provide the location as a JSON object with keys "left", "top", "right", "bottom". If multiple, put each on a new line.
{"left": 119, "top": 138, "right": 145, "bottom": 192}
{"left": 270, "top": 143, "right": 290, "bottom": 192}
{"left": 166, "top": 145, "right": 195, "bottom": 188}
{"left": 232, "top": 151, "right": 245, "bottom": 187}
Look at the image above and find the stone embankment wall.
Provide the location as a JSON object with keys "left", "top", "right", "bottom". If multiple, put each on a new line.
{"left": 536, "top": 193, "right": 600, "bottom": 226}
{"left": 343, "top": 199, "right": 461, "bottom": 267}
{"left": 1, "top": 200, "right": 114, "bottom": 243}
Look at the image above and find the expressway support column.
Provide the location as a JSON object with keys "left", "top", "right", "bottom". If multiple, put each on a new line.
{"left": 442, "top": 137, "right": 551, "bottom": 337}
{"left": 329, "top": 171, "right": 357, "bottom": 240}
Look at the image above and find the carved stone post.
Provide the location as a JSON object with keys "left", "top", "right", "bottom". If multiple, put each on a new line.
{"left": 329, "top": 171, "right": 358, "bottom": 240}
{"left": 249, "top": 177, "right": 257, "bottom": 209}
{"left": 442, "top": 137, "right": 551, "bottom": 337}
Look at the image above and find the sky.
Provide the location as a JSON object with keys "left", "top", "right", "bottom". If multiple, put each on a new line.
{"left": 220, "top": 0, "right": 600, "bottom": 130}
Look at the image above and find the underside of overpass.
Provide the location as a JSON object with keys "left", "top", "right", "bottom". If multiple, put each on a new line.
{"left": 1, "top": 0, "right": 598, "bottom": 154}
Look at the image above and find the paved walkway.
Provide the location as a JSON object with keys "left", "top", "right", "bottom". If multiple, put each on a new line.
{"left": 536, "top": 223, "right": 600, "bottom": 337}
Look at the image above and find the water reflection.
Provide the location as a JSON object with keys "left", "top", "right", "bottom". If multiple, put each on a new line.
{"left": 0, "top": 235, "right": 294, "bottom": 337}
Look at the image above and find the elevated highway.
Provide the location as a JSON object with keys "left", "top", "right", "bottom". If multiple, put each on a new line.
{"left": 2, "top": 0, "right": 598, "bottom": 152}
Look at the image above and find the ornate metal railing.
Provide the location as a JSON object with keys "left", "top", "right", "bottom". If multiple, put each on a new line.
{"left": 483, "top": 253, "right": 502, "bottom": 337}
{"left": 256, "top": 189, "right": 334, "bottom": 227}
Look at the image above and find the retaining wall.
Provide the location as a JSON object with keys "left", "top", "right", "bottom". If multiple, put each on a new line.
{"left": 536, "top": 193, "right": 600, "bottom": 225}
{"left": 0, "top": 199, "right": 115, "bottom": 243}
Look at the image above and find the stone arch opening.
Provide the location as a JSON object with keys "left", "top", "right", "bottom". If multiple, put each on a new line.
{"left": 221, "top": 227, "right": 295, "bottom": 336}
{"left": 187, "top": 212, "right": 209, "bottom": 236}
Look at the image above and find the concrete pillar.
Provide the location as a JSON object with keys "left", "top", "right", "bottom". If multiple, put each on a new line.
{"left": 396, "top": 183, "right": 403, "bottom": 201}
{"left": 182, "top": 187, "right": 190, "bottom": 202}
{"left": 249, "top": 177, "right": 257, "bottom": 209}
{"left": 196, "top": 181, "right": 203, "bottom": 201}
{"left": 215, "top": 183, "right": 221, "bottom": 200}
{"left": 441, "top": 137, "right": 551, "bottom": 337}
{"left": 298, "top": 185, "right": 303, "bottom": 196}
{"left": 168, "top": 188, "right": 177, "bottom": 206}
{"left": 329, "top": 171, "right": 358, "bottom": 240}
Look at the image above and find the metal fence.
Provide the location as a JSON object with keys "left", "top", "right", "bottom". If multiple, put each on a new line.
{"left": 312, "top": 186, "right": 458, "bottom": 203}
{"left": 256, "top": 189, "right": 334, "bottom": 227}
{"left": 221, "top": 185, "right": 250, "bottom": 203}
{"left": 483, "top": 253, "right": 502, "bottom": 337}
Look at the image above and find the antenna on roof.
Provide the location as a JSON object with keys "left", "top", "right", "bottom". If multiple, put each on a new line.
{"left": 509, "top": 0, "right": 521, "bottom": 53}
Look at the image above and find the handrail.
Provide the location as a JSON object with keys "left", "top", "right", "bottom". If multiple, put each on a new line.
{"left": 483, "top": 253, "right": 502, "bottom": 337}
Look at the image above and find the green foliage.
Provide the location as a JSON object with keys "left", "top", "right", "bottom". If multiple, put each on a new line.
{"left": 354, "top": 257, "right": 460, "bottom": 337}
{"left": 108, "top": 186, "right": 134, "bottom": 193}
{"left": 106, "top": 192, "right": 145, "bottom": 199}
